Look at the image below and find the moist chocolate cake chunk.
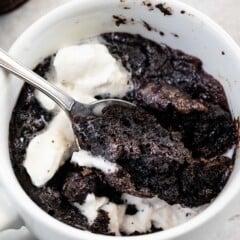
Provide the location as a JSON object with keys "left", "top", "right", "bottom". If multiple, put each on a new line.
{"left": 168, "top": 103, "right": 237, "bottom": 158}
{"left": 135, "top": 82, "right": 208, "bottom": 114}
{"left": 102, "top": 33, "right": 227, "bottom": 109}
{"left": 9, "top": 32, "right": 238, "bottom": 235}
{"left": 180, "top": 156, "right": 233, "bottom": 206}
{"left": 72, "top": 105, "right": 233, "bottom": 206}
{"left": 102, "top": 33, "right": 237, "bottom": 158}
{"left": 62, "top": 169, "right": 98, "bottom": 204}
{"left": 72, "top": 105, "right": 191, "bottom": 182}
{"left": 90, "top": 209, "right": 110, "bottom": 234}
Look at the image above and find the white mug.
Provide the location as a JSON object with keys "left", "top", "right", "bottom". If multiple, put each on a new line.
{"left": 0, "top": 0, "right": 240, "bottom": 239}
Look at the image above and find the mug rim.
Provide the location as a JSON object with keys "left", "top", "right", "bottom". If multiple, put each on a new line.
{"left": 3, "top": 0, "right": 240, "bottom": 239}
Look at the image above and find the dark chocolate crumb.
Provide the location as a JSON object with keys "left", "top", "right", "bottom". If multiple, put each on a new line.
{"left": 123, "top": 6, "right": 131, "bottom": 9}
{"left": 180, "top": 10, "right": 186, "bottom": 14}
{"left": 151, "top": 225, "right": 163, "bottom": 233}
{"left": 142, "top": 21, "right": 152, "bottom": 31}
{"left": 90, "top": 210, "right": 110, "bottom": 234}
{"left": 33, "top": 56, "right": 53, "bottom": 78}
{"left": 155, "top": 3, "right": 173, "bottom": 16}
{"left": 172, "top": 33, "right": 179, "bottom": 38}
{"left": 142, "top": 1, "right": 154, "bottom": 11}
{"left": 159, "top": 31, "right": 165, "bottom": 36}
{"left": 126, "top": 204, "right": 138, "bottom": 215}
{"left": 112, "top": 15, "right": 127, "bottom": 26}
{"left": 222, "top": 51, "right": 225, "bottom": 55}
{"left": 142, "top": 0, "right": 151, "bottom": 6}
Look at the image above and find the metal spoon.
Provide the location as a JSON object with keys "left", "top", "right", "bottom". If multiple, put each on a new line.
{"left": 0, "top": 48, "right": 134, "bottom": 120}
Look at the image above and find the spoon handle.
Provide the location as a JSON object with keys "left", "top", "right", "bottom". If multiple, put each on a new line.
{"left": 0, "top": 48, "right": 75, "bottom": 112}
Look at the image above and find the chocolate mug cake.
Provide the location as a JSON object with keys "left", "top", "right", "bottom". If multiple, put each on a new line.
{"left": 9, "top": 32, "right": 238, "bottom": 236}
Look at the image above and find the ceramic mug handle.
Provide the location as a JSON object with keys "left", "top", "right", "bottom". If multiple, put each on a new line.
{"left": 0, "top": 187, "right": 23, "bottom": 231}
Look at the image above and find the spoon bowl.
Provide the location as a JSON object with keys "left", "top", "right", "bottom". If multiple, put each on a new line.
{"left": 70, "top": 98, "right": 136, "bottom": 117}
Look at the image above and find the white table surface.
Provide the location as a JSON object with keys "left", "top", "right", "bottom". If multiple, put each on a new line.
{"left": 0, "top": 0, "right": 240, "bottom": 239}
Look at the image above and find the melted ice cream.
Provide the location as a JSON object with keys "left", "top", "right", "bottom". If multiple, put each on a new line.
{"left": 24, "top": 112, "right": 74, "bottom": 187}
{"left": 75, "top": 193, "right": 205, "bottom": 235}
{"left": 71, "top": 150, "right": 118, "bottom": 174}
